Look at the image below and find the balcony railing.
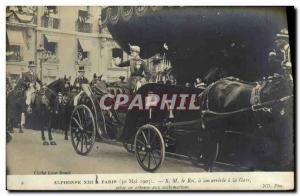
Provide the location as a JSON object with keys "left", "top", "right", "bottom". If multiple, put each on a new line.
{"left": 41, "top": 16, "right": 60, "bottom": 29}
{"left": 7, "top": 55, "right": 23, "bottom": 62}
{"left": 75, "top": 20, "right": 93, "bottom": 33}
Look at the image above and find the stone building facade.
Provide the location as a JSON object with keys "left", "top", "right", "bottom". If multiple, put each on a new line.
{"left": 6, "top": 6, "right": 129, "bottom": 84}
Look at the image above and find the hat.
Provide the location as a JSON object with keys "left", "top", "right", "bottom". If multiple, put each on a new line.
{"left": 28, "top": 61, "right": 36, "bottom": 68}
{"left": 276, "top": 28, "right": 289, "bottom": 39}
{"left": 78, "top": 66, "right": 85, "bottom": 72}
{"left": 129, "top": 45, "right": 140, "bottom": 53}
{"left": 58, "top": 92, "right": 62, "bottom": 96}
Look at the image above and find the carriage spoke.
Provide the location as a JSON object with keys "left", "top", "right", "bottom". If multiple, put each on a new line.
{"left": 72, "top": 117, "right": 82, "bottom": 129}
{"left": 150, "top": 132, "right": 157, "bottom": 145}
{"left": 85, "top": 118, "right": 93, "bottom": 129}
{"left": 141, "top": 130, "right": 148, "bottom": 144}
{"left": 80, "top": 135, "right": 84, "bottom": 152}
{"left": 141, "top": 152, "right": 148, "bottom": 163}
{"left": 147, "top": 129, "right": 151, "bottom": 144}
{"left": 150, "top": 151, "right": 158, "bottom": 166}
{"left": 76, "top": 110, "right": 82, "bottom": 127}
{"left": 136, "top": 139, "right": 145, "bottom": 147}
{"left": 83, "top": 108, "right": 87, "bottom": 125}
{"left": 148, "top": 152, "right": 151, "bottom": 169}
{"left": 153, "top": 149, "right": 162, "bottom": 157}
{"left": 83, "top": 132, "right": 91, "bottom": 146}
{"left": 82, "top": 134, "right": 88, "bottom": 152}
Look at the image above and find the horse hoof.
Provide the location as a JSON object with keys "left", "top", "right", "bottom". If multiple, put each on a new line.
{"left": 43, "top": 141, "right": 49, "bottom": 145}
{"left": 50, "top": 141, "right": 57, "bottom": 145}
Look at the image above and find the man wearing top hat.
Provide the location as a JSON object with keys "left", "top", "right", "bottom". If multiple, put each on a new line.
{"left": 268, "top": 28, "right": 292, "bottom": 76}
{"left": 116, "top": 45, "right": 150, "bottom": 91}
{"left": 21, "top": 61, "right": 43, "bottom": 89}
{"left": 73, "top": 65, "right": 89, "bottom": 90}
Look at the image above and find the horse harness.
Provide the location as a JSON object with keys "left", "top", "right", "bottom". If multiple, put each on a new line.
{"left": 199, "top": 77, "right": 292, "bottom": 129}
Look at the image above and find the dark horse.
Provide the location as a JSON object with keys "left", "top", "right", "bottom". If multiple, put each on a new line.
{"left": 7, "top": 78, "right": 28, "bottom": 134}
{"left": 29, "top": 77, "right": 72, "bottom": 145}
{"left": 200, "top": 72, "right": 293, "bottom": 170}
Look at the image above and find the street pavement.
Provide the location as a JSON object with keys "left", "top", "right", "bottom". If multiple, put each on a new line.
{"left": 7, "top": 129, "right": 233, "bottom": 175}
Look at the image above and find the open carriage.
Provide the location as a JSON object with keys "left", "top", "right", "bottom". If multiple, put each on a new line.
{"left": 69, "top": 81, "right": 220, "bottom": 172}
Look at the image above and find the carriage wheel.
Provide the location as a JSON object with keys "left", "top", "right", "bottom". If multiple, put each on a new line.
{"left": 134, "top": 124, "right": 165, "bottom": 172}
{"left": 123, "top": 137, "right": 135, "bottom": 154}
{"left": 70, "top": 105, "right": 96, "bottom": 155}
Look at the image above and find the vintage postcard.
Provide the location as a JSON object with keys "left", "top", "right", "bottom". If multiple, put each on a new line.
{"left": 6, "top": 6, "right": 295, "bottom": 191}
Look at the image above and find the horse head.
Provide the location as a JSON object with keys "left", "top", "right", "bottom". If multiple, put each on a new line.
{"left": 24, "top": 83, "right": 36, "bottom": 114}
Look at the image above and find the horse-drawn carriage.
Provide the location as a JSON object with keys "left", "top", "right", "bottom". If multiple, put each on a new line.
{"left": 69, "top": 71, "right": 293, "bottom": 172}
{"left": 70, "top": 80, "right": 213, "bottom": 172}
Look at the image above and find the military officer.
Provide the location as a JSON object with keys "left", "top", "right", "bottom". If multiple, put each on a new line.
{"left": 73, "top": 65, "right": 89, "bottom": 90}
{"left": 268, "top": 28, "right": 292, "bottom": 75}
{"left": 21, "top": 61, "right": 43, "bottom": 89}
{"left": 116, "top": 45, "right": 150, "bottom": 91}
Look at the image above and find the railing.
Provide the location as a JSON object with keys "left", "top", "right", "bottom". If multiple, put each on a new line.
{"left": 6, "top": 55, "right": 23, "bottom": 62}
{"left": 75, "top": 20, "right": 93, "bottom": 33}
{"left": 44, "top": 57, "right": 59, "bottom": 64}
{"left": 41, "top": 16, "right": 60, "bottom": 29}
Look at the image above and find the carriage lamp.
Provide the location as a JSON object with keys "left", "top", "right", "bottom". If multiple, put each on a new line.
{"left": 37, "top": 44, "right": 49, "bottom": 82}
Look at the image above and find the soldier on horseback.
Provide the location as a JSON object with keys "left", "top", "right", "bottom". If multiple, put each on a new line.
{"left": 116, "top": 45, "right": 150, "bottom": 91}
{"left": 21, "top": 61, "right": 44, "bottom": 89}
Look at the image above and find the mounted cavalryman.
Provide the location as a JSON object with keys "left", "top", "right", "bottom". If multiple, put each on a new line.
{"left": 73, "top": 65, "right": 89, "bottom": 90}
{"left": 116, "top": 45, "right": 150, "bottom": 91}
{"left": 21, "top": 61, "right": 44, "bottom": 89}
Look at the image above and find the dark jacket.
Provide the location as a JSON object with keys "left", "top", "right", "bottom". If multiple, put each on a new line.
{"left": 73, "top": 76, "right": 89, "bottom": 88}
{"left": 117, "top": 58, "right": 150, "bottom": 80}
{"left": 21, "top": 71, "right": 42, "bottom": 86}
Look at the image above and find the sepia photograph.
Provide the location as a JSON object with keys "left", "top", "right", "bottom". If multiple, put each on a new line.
{"left": 5, "top": 5, "right": 295, "bottom": 191}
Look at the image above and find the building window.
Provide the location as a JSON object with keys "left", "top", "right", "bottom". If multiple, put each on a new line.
{"left": 43, "top": 35, "right": 59, "bottom": 63}
{"left": 76, "top": 9, "right": 93, "bottom": 33}
{"left": 44, "top": 6, "right": 58, "bottom": 15}
{"left": 111, "top": 48, "right": 123, "bottom": 67}
{"left": 6, "top": 45, "right": 23, "bottom": 62}
{"left": 77, "top": 39, "right": 91, "bottom": 66}
{"left": 41, "top": 6, "right": 60, "bottom": 29}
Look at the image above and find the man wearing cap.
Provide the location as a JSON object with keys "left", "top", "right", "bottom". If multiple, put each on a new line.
{"left": 268, "top": 28, "right": 292, "bottom": 76}
{"left": 149, "top": 54, "right": 163, "bottom": 83}
{"left": 116, "top": 45, "right": 150, "bottom": 91}
{"left": 21, "top": 61, "right": 43, "bottom": 89}
{"left": 73, "top": 65, "right": 89, "bottom": 90}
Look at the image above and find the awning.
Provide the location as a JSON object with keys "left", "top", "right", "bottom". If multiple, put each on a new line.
{"left": 6, "top": 30, "right": 25, "bottom": 45}
{"left": 15, "top": 12, "right": 35, "bottom": 23}
{"left": 78, "top": 39, "right": 93, "bottom": 51}
{"left": 44, "top": 34, "right": 59, "bottom": 43}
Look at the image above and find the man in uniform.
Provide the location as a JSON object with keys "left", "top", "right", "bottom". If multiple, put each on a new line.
{"left": 21, "top": 61, "right": 43, "bottom": 89}
{"left": 73, "top": 65, "right": 89, "bottom": 90}
{"left": 116, "top": 45, "right": 150, "bottom": 91}
{"left": 20, "top": 61, "right": 44, "bottom": 132}
{"left": 268, "top": 28, "right": 292, "bottom": 77}
{"left": 73, "top": 65, "right": 89, "bottom": 106}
